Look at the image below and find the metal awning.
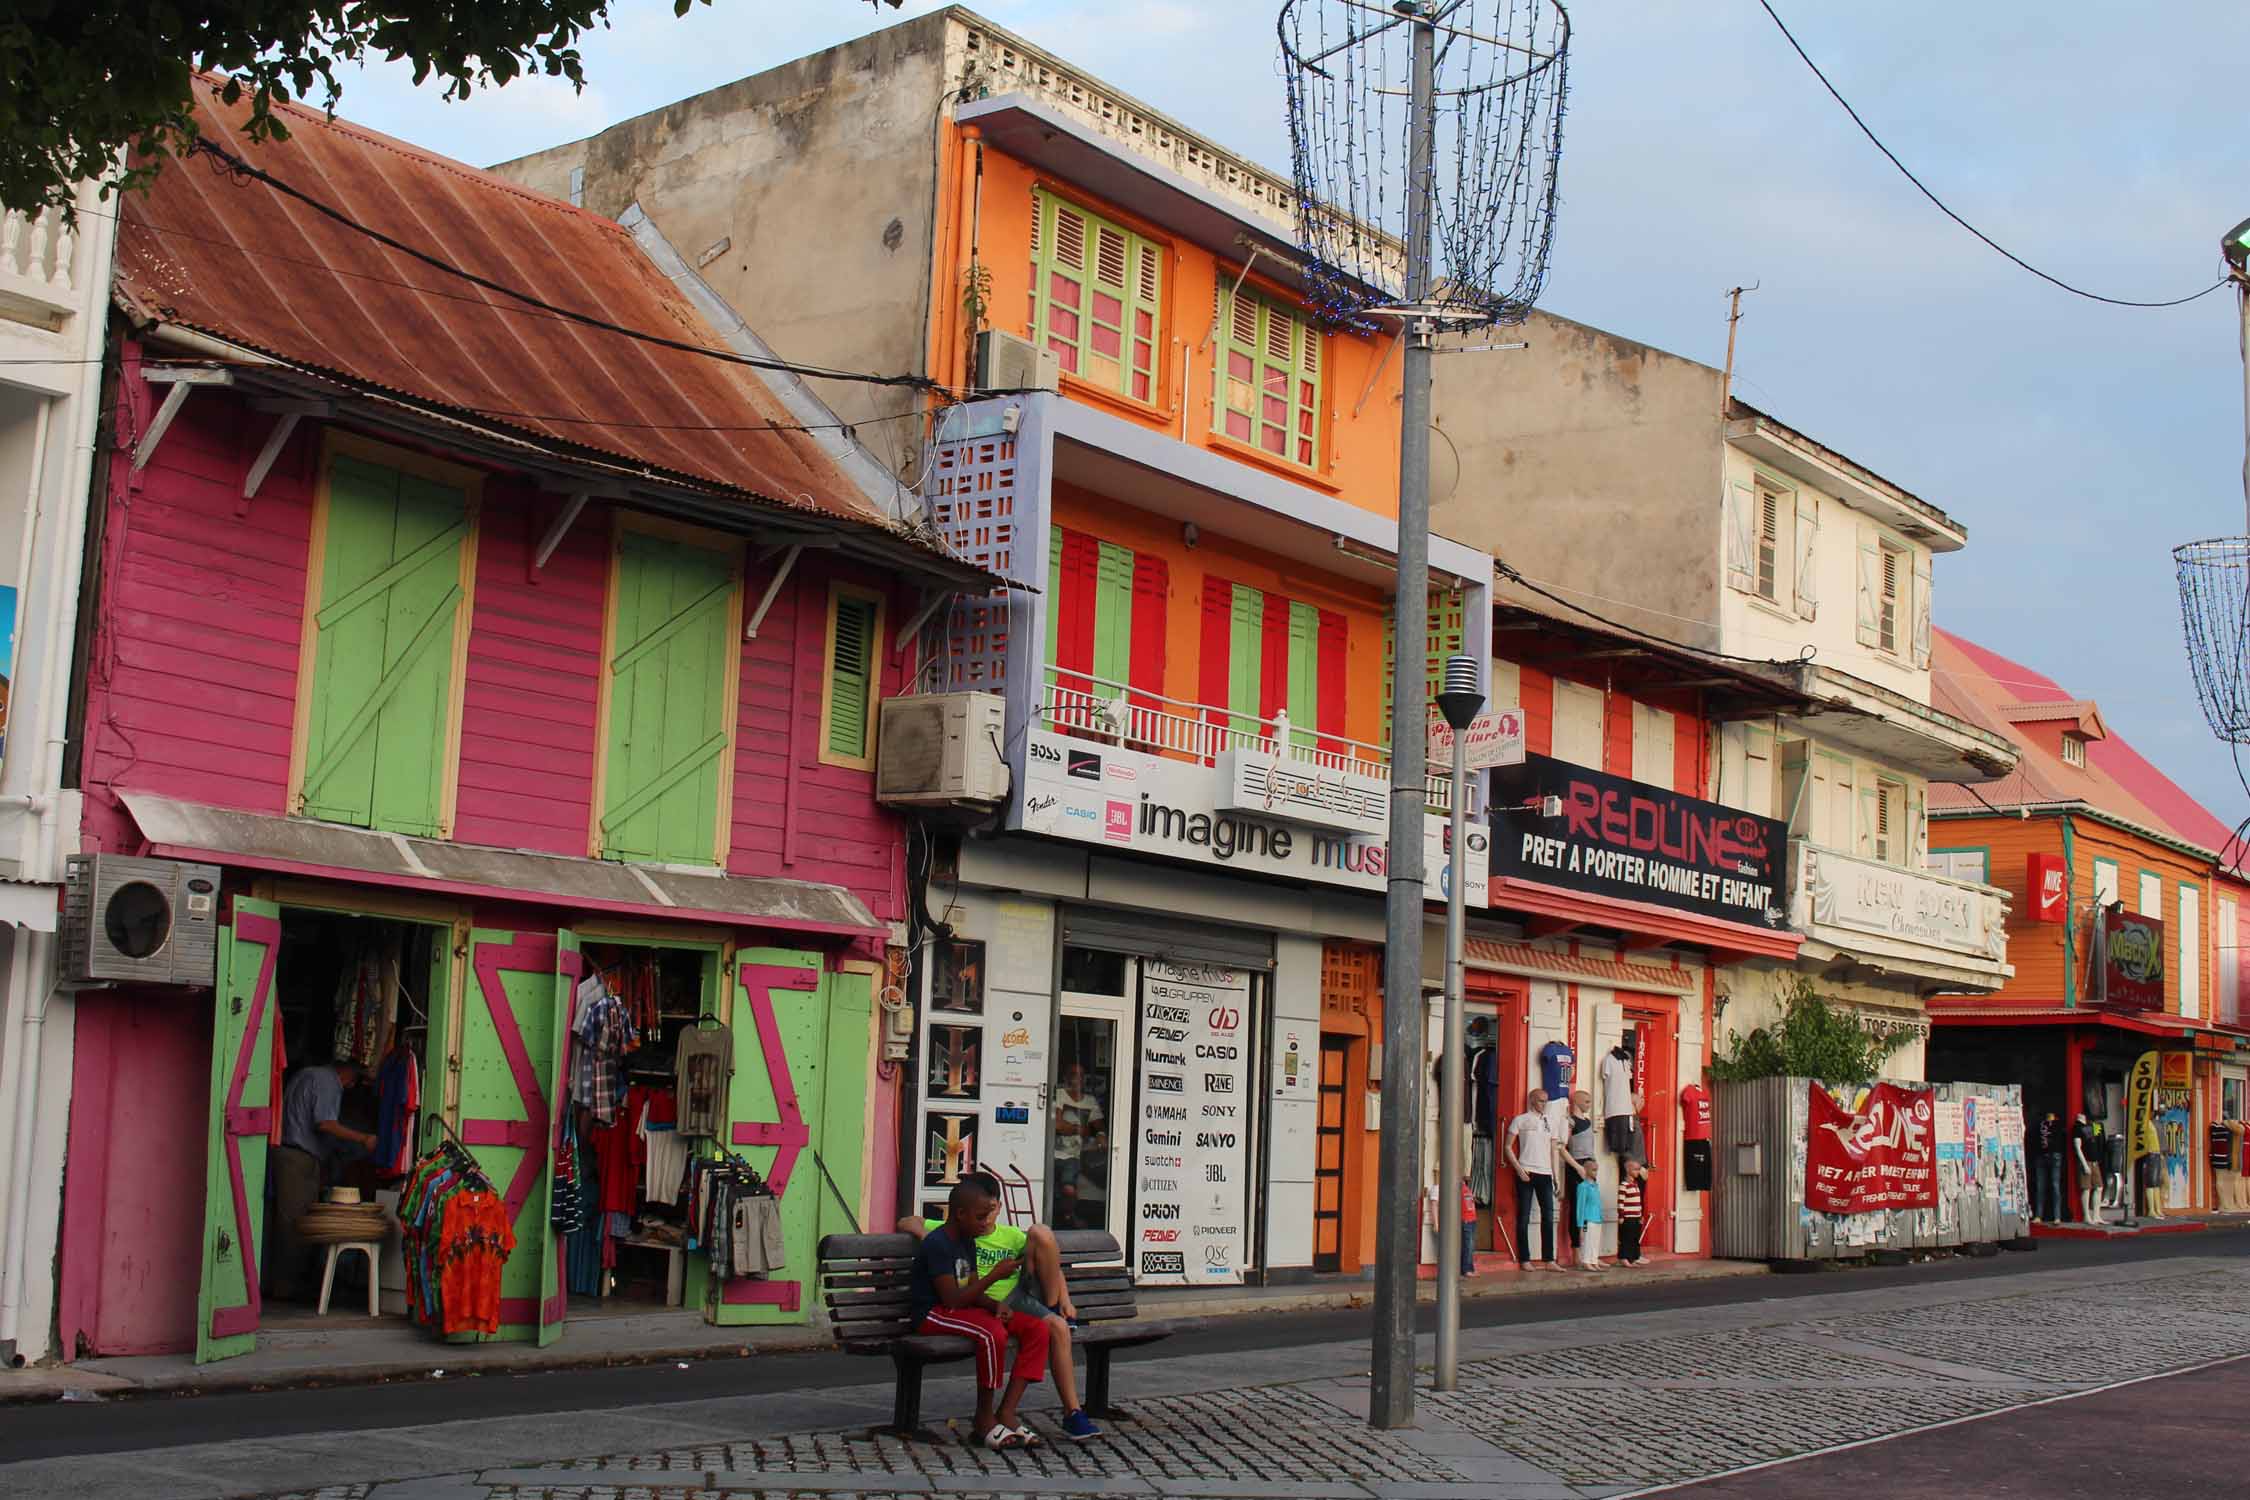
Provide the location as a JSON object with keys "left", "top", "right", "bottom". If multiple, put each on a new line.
{"left": 119, "top": 791, "right": 882, "bottom": 938}
{"left": 0, "top": 879, "right": 57, "bottom": 932}
{"left": 1464, "top": 937, "right": 1698, "bottom": 997}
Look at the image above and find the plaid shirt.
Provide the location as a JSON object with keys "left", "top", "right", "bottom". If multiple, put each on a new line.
{"left": 570, "top": 978, "right": 629, "bottom": 1125}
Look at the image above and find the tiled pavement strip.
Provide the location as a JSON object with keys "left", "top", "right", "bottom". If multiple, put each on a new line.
{"left": 30, "top": 1256, "right": 2250, "bottom": 1500}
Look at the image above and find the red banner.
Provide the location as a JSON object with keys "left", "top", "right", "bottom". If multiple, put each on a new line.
{"left": 1805, "top": 1081, "right": 1937, "bottom": 1214}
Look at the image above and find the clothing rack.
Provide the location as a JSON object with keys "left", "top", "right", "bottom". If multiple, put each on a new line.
{"left": 420, "top": 1114, "right": 495, "bottom": 1193}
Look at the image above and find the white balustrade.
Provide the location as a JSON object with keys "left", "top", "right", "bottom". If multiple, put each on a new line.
{"left": 0, "top": 205, "right": 80, "bottom": 325}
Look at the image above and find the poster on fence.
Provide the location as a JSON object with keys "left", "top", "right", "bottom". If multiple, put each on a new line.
{"left": 1805, "top": 1081, "right": 1938, "bottom": 1214}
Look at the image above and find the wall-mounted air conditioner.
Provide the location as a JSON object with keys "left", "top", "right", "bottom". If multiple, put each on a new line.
{"left": 61, "top": 854, "right": 222, "bottom": 988}
{"left": 877, "top": 693, "right": 1010, "bottom": 808}
{"left": 975, "top": 329, "right": 1059, "bottom": 394}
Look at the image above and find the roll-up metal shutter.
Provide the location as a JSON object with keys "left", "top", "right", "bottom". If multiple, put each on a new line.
{"left": 1060, "top": 907, "right": 1275, "bottom": 971}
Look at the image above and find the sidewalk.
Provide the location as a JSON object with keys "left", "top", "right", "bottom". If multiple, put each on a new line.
{"left": 0, "top": 1256, "right": 1762, "bottom": 1404}
{"left": 2032, "top": 1209, "right": 2250, "bottom": 1241}
{"left": 6, "top": 1252, "right": 2245, "bottom": 1500}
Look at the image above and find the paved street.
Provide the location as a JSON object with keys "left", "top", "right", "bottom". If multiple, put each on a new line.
{"left": 3, "top": 1234, "right": 2246, "bottom": 1500}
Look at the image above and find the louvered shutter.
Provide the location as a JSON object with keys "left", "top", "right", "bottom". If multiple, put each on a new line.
{"left": 1793, "top": 493, "right": 1820, "bottom": 620}
{"left": 299, "top": 455, "right": 470, "bottom": 836}
{"left": 1227, "top": 584, "right": 1264, "bottom": 737}
{"left": 1199, "top": 576, "right": 1232, "bottom": 760}
{"left": 826, "top": 592, "right": 880, "bottom": 764}
{"left": 1034, "top": 190, "right": 1161, "bottom": 401}
{"left": 1724, "top": 480, "right": 1756, "bottom": 594}
{"left": 1911, "top": 554, "right": 1933, "bottom": 668}
{"left": 1317, "top": 608, "right": 1348, "bottom": 750}
{"left": 600, "top": 533, "right": 737, "bottom": 864}
{"left": 1214, "top": 285, "right": 1322, "bottom": 466}
{"left": 1854, "top": 528, "right": 1882, "bottom": 647}
{"left": 1286, "top": 600, "right": 1321, "bottom": 752}
{"left": 1092, "top": 541, "right": 1135, "bottom": 692}
{"left": 1129, "top": 552, "right": 1169, "bottom": 708}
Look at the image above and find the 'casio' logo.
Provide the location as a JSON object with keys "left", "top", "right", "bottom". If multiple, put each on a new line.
{"left": 1195, "top": 1044, "right": 1238, "bottom": 1060}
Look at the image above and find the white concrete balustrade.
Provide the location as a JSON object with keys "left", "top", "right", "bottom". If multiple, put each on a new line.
{"left": 0, "top": 205, "right": 80, "bottom": 328}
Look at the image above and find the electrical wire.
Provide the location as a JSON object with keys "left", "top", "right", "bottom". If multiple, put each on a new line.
{"left": 1495, "top": 558, "right": 1814, "bottom": 671}
{"left": 1755, "top": 0, "right": 2229, "bottom": 310}
{"left": 185, "top": 138, "right": 1039, "bottom": 400}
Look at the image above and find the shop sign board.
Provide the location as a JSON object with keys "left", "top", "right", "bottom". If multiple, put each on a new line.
{"left": 1427, "top": 706, "right": 1525, "bottom": 773}
{"left": 2101, "top": 908, "right": 2165, "bottom": 1011}
{"left": 2028, "top": 853, "right": 2067, "bottom": 923}
{"left": 1804, "top": 1081, "right": 1937, "bottom": 1214}
{"left": 1487, "top": 754, "right": 1787, "bottom": 928}
{"left": 1215, "top": 748, "right": 1386, "bottom": 837}
{"left": 1794, "top": 843, "right": 2007, "bottom": 964}
{"left": 1133, "top": 959, "right": 1250, "bottom": 1287}
{"left": 1020, "top": 729, "right": 1487, "bottom": 904}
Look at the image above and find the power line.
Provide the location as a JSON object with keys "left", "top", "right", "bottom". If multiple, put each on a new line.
{"left": 1755, "top": 0, "right": 2229, "bottom": 310}
{"left": 1495, "top": 559, "right": 1814, "bottom": 671}
{"left": 186, "top": 139, "right": 1026, "bottom": 399}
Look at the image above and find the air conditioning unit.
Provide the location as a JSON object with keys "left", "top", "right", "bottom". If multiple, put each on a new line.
{"left": 975, "top": 329, "right": 1059, "bottom": 394}
{"left": 61, "top": 854, "right": 223, "bottom": 988}
{"left": 877, "top": 692, "right": 1010, "bottom": 808}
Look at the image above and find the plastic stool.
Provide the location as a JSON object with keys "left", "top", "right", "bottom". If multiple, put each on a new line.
{"left": 317, "top": 1240, "right": 380, "bottom": 1317}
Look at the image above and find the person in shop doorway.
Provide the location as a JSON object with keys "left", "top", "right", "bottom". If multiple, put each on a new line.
{"left": 268, "top": 1059, "right": 377, "bottom": 1302}
{"left": 899, "top": 1176, "right": 1102, "bottom": 1442}
{"left": 1505, "top": 1088, "right": 1561, "bottom": 1271}
{"left": 1051, "top": 1063, "right": 1105, "bottom": 1231}
{"left": 911, "top": 1176, "right": 1053, "bottom": 1450}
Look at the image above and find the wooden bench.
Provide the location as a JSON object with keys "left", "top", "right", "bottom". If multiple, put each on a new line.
{"left": 817, "top": 1229, "right": 1173, "bottom": 1441}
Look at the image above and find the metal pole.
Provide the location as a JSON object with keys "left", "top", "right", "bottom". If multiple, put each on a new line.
{"left": 1434, "top": 729, "right": 1467, "bottom": 1390}
{"left": 1370, "top": 0, "right": 1437, "bottom": 1432}
{"left": 2237, "top": 279, "right": 2249, "bottom": 536}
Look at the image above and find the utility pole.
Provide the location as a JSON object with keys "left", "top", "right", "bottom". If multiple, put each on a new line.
{"left": 1433, "top": 655, "right": 1484, "bottom": 1392}
{"left": 1369, "top": 0, "right": 1437, "bottom": 1432}
{"left": 1719, "top": 282, "right": 1757, "bottom": 416}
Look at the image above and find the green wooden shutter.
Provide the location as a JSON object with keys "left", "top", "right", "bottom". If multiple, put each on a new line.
{"left": 826, "top": 592, "right": 879, "bottom": 762}
{"left": 1033, "top": 190, "right": 1162, "bottom": 401}
{"left": 300, "top": 455, "right": 469, "bottom": 836}
{"left": 1287, "top": 600, "right": 1320, "bottom": 751}
{"left": 1380, "top": 588, "right": 1466, "bottom": 744}
{"left": 601, "top": 532, "right": 736, "bottom": 865}
{"left": 1213, "top": 287, "right": 1322, "bottom": 467}
{"left": 1227, "top": 584, "right": 1264, "bottom": 736}
{"left": 1092, "top": 541, "right": 1135, "bottom": 689}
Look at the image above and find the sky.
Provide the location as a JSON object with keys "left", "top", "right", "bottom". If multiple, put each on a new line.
{"left": 329, "top": 0, "right": 2250, "bottom": 824}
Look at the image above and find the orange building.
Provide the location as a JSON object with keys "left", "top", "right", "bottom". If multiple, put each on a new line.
{"left": 1926, "top": 630, "right": 2250, "bottom": 1219}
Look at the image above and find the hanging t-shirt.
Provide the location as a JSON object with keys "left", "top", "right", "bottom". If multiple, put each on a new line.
{"left": 1538, "top": 1041, "right": 1575, "bottom": 1099}
{"left": 1679, "top": 1083, "right": 1712, "bottom": 1142}
{"left": 1471, "top": 1048, "right": 1501, "bottom": 1137}
{"left": 674, "top": 1023, "right": 733, "bottom": 1138}
{"left": 1599, "top": 1049, "right": 1635, "bottom": 1120}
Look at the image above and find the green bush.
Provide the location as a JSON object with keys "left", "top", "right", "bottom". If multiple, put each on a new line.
{"left": 1708, "top": 977, "right": 1913, "bottom": 1086}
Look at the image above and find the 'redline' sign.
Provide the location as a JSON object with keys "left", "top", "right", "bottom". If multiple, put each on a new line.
{"left": 1488, "top": 754, "right": 1787, "bottom": 928}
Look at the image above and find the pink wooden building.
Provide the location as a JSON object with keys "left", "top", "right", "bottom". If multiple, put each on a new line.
{"left": 53, "top": 82, "right": 981, "bottom": 1362}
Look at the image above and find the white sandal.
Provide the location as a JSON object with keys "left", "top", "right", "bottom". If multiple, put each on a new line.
{"left": 984, "top": 1423, "right": 1025, "bottom": 1450}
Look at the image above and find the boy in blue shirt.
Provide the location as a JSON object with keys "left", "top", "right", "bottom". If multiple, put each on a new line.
{"left": 911, "top": 1177, "right": 1053, "bottom": 1449}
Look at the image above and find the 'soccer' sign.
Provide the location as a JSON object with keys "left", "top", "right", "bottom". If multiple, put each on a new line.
{"left": 1804, "top": 1081, "right": 1937, "bottom": 1214}
{"left": 1488, "top": 754, "right": 1787, "bottom": 928}
{"left": 1133, "top": 960, "right": 1249, "bottom": 1287}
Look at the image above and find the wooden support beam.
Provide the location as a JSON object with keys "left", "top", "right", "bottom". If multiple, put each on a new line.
{"left": 529, "top": 491, "right": 592, "bottom": 579}
{"left": 133, "top": 366, "right": 235, "bottom": 473}
{"left": 894, "top": 589, "right": 952, "bottom": 652}
{"left": 238, "top": 403, "right": 328, "bottom": 514}
{"left": 744, "top": 544, "right": 802, "bottom": 639}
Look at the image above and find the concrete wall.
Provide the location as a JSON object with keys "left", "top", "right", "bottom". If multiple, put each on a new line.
{"left": 1431, "top": 310, "right": 1726, "bottom": 653}
{"left": 1716, "top": 961, "right": 1928, "bottom": 1083}
{"left": 489, "top": 15, "right": 952, "bottom": 482}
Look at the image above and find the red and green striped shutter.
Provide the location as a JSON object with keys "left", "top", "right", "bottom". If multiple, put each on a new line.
{"left": 1048, "top": 528, "right": 1165, "bottom": 717}
{"left": 1199, "top": 577, "right": 1347, "bottom": 751}
{"left": 1129, "top": 553, "right": 1169, "bottom": 709}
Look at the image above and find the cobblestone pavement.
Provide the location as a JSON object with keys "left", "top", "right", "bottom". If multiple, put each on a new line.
{"left": 56, "top": 1254, "right": 2250, "bottom": 1500}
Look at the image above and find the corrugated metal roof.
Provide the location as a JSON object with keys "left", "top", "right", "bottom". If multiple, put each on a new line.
{"left": 120, "top": 790, "right": 883, "bottom": 937}
{"left": 114, "top": 78, "right": 897, "bottom": 529}
{"left": 1999, "top": 699, "right": 2105, "bottom": 732}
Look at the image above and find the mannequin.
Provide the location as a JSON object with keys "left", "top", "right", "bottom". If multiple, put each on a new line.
{"left": 2137, "top": 1112, "right": 2165, "bottom": 1220}
{"left": 2031, "top": 1111, "right": 2063, "bottom": 1223}
{"left": 1599, "top": 1041, "right": 1642, "bottom": 1163}
{"left": 2102, "top": 1123, "right": 2129, "bottom": 1215}
{"left": 2071, "top": 1114, "right": 2100, "bottom": 1223}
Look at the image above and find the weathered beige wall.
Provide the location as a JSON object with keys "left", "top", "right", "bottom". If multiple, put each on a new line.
{"left": 489, "top": 15, "right": 953, "bottom": 480}
{"left": 1431, "top": 310, "right": 1726, "bottom": 652}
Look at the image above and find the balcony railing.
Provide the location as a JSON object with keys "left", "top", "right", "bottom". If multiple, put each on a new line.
{"left": 1040, "top": 667, "right": 1465, "bottom": 813}
{"left": 0, "top": 206, "right": 79, "bottom": 328}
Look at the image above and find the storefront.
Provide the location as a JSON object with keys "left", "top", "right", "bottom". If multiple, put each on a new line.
{"left": 56, "top": 804, "right": 882, "bottom": 1362}
{"left": 1480, "top": 754, "right": 1801, "bottom": 1261}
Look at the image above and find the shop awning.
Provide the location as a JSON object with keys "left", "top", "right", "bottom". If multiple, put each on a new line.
{"left": 1927, "top": 1001, "right": 2250, "bottom": 1048}
{"left": 1489, "top": 876, "right": 1802, "bottom": 963}
{"left": 119, "top": 791, "right": 883, "bottom": 939}
{"left": 0, "top": 878, "right": 57, "bottom": 932}
{"left": 1464, "top": 937, "right": 1699, "bottom": 998}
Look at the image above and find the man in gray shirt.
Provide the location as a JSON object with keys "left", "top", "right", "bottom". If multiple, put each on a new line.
{"left": 269, "top": 1061, "right": 374, "bottom": 1301}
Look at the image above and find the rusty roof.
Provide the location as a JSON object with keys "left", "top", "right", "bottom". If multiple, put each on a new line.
{"left": 113, "top": 78, "right": 904, "bottom": 531}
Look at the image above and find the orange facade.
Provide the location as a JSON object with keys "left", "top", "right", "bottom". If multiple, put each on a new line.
{"left": 929, "top": 125, "right": 1406, "bottom": 516}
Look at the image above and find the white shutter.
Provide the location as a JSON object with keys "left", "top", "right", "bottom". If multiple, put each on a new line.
{"left": 1793, "top": 493, "right": 1820, "bottom": 620}
{"left": 2181, "top": 885, "right": 2202, "bottom": 1020}
{"left": 1855, "top": 528, "right": 1882, "bottom": 647}
{"left": 1725, "top": 480, "right": 1756, "bottom": 593}
{"left": 1631, "top": 702, "right": 1675, "bottom": 789}
{"left": 1911, "top": 553, "right": 1933, "bottom": 668}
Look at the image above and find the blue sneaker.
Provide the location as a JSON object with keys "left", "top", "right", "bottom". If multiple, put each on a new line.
{"left": 1060, "top": 1408, "right": 1103, "bottom": 1442}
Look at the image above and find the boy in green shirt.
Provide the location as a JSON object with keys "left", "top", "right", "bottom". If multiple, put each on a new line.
{"left": 905, "top": 1176, "right": 1099, "bottom": 1440}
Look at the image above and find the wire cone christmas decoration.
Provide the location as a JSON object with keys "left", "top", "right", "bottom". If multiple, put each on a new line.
{"left": 1280, "top": 0, "right": 1570, "bottom": 327}
{"left": 2176, "top": 536, "right": 2250, "bottom": 743}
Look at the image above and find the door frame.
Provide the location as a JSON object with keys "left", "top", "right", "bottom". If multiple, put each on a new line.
{"left": 1055, "top": 986, "right": 1138, "bottom": 1250}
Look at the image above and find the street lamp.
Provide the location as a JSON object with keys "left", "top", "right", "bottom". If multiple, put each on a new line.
{"left": 1432, "top": 653, "right": 1483, "bottom": 1392}
{"left": 2225, "top": 217, "right": 2250, "bottom": 528}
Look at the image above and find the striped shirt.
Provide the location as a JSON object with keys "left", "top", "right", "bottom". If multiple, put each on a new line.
{"left": 1618, "top": 1177, "right": 1644, "bottom": 1219}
